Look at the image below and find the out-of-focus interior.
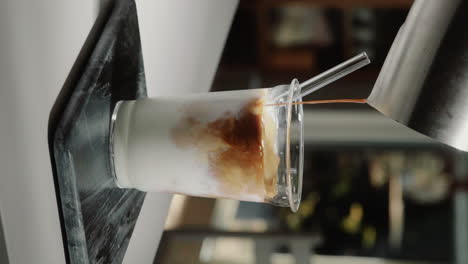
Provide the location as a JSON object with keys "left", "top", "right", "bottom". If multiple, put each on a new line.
{"left": 155, "top": 1, "right": 463, "bottom": 263}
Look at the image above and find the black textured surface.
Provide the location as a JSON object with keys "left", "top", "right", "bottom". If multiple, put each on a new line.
{"left": 51, "top": 0, "right": 146, "bottom": 263}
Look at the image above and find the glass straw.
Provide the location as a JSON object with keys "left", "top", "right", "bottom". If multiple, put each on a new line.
{"left": 295, "top": 52, "right": 370, "bottom": 100}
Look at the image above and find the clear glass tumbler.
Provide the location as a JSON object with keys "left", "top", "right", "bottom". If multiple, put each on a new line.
{"left": 110, "top": 79, "right": 304, "bottom": 212}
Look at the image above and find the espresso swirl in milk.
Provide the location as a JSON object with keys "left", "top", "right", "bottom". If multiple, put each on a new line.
{"left": 171, "top": 97, "right": 279, "bottom": 200}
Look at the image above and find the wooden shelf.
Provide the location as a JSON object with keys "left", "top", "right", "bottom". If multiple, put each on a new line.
{"left": 253, "top": 0, "right": 412, "bottom": 77}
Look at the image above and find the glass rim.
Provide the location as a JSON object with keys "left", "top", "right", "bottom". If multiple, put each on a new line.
{"left": 109, "top": 101, "right": 126, "bottom": 188}
{"left": 285, "top": 78, "right": 304, "bottom": 212}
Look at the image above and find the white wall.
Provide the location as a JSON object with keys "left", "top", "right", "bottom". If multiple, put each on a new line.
{"left": 0, "top": 1, "right": 96, "bottom": 263}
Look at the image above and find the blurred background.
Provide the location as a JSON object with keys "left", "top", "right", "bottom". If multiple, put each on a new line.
{"left": 155, "top": 0, "right": 461, "bottom": 263}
